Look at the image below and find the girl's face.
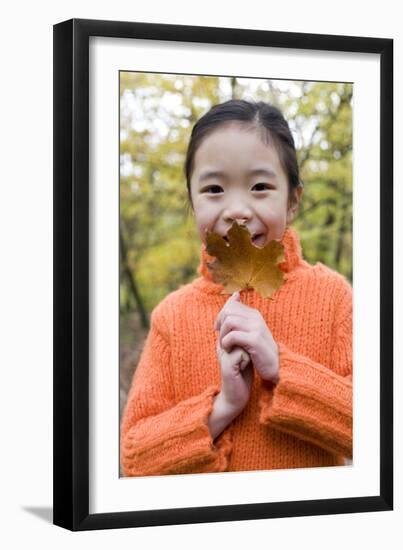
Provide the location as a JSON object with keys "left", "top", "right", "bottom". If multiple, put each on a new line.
{"left": 189, "top": 123, "right": 303, "bottom": 247}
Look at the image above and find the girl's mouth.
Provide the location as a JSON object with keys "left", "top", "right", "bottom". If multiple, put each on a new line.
{"left": 222, "top": 233, "right": 266, "bottom": 246}
{"left": 252, "top": 234, "right": 266, "bottom": 247}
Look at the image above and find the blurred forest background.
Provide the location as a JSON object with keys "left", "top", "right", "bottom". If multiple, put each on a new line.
{"left": 119, "top": 72, "right": 353, "bottom": 420}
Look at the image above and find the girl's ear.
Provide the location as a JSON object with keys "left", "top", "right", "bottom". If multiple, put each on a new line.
{"left": 286, "top": 183, "right": 304, "bottom": 224}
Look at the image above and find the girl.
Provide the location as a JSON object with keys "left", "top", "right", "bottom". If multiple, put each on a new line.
{"left": 120, "top": 99, "right": 352, "bottom": 476}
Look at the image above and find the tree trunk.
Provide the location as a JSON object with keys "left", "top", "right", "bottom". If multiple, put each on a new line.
{"left": 119, "top": 227, "right": 149, "bottom": 329}
{"left": 230, "top": 77, "right": 237, "bottom": 99}
{"left": 334, "top": 199, "right": 350, "bottom": 277}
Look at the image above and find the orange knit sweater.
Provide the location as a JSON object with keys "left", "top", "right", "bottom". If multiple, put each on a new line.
{"left": 120, "top": 226, "right": 352, "bottom": 476}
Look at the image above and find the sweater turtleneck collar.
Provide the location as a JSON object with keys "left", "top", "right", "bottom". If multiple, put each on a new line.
{"left": 194, "top": 225, "right": 305, "bottom": 293}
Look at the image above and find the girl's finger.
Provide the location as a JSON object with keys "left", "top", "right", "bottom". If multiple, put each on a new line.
{"left": 221, "top": 330, "right": 251, "bottom": 353}
{"left": 215, "top": 291, "right": 243, "bottom": 330}
{"left": 216, "top": 300, "right": 258, "bottom": 332}
{"left": 243, "top": 361, "right": 254, "bottom": 390}
{"left": 219, "top": 313, "right": 252, "bottom": 341}
{"left": 239, "top": 349, "right": 250, "bottom": 371}
{"left": 226, "top": 346, "right": 249, "bottom": 368}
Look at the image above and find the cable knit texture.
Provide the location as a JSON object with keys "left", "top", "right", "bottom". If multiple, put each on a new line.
{"left": 120, "top": 226, "right": 352, "bottom": 476}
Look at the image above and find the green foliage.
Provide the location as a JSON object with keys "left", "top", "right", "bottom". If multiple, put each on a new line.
{"left": 120, "top": 74, "right": 353, "bottom": 319}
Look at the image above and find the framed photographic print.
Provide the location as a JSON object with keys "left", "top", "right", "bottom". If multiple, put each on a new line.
{"left": 53, "top": 18, "right": 393, "bottom": 531}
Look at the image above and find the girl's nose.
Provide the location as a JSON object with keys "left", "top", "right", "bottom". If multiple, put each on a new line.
{"left": 222, "top": 193, "right": 253, "bottom": 224}
{"left": 223, "top": 207, "right": 253, "bottom": 224}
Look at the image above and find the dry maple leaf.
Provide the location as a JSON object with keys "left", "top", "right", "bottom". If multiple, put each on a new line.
{"left": 205, "top": 221, "right": 285, "bottom": 299}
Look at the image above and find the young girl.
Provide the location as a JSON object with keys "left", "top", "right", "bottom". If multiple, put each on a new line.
{"left": 120, "top": 99, "right": 352, "bottom": 476}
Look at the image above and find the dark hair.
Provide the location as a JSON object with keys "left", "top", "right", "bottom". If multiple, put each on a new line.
{"left": 184, "top": 99, "right": 302, "bottom": 209}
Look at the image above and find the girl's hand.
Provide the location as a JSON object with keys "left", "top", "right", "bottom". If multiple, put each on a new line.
{"left": 207, "top": 340, "right": 253, "bottom": 440}
{"left": 215, "top": 291, "right": 280, "bottom": 385}
{"left": 215, "top": 339, "right": 254, "bottom": 417}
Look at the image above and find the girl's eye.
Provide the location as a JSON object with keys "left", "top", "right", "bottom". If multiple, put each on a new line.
{"left": 253, "top": 182, "right": 272, "bottom": 191}
{"left": 203, "top": 185, "right": 223, "bottom": 194}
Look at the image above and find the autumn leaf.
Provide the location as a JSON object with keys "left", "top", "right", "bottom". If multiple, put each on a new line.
{"left": 205, "top": 221, "right": 285, "bottom": 299}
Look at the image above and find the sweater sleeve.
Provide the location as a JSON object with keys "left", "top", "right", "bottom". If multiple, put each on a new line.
{"left": 259, "top": 279, "right": 353, "bottom": 459}
{"left": 120, "top": 309, "right": 232, "bottom": 477}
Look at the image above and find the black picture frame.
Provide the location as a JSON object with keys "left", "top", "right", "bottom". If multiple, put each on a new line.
{"left": 53, "top": 18, "right": 393, "bottom": 531}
